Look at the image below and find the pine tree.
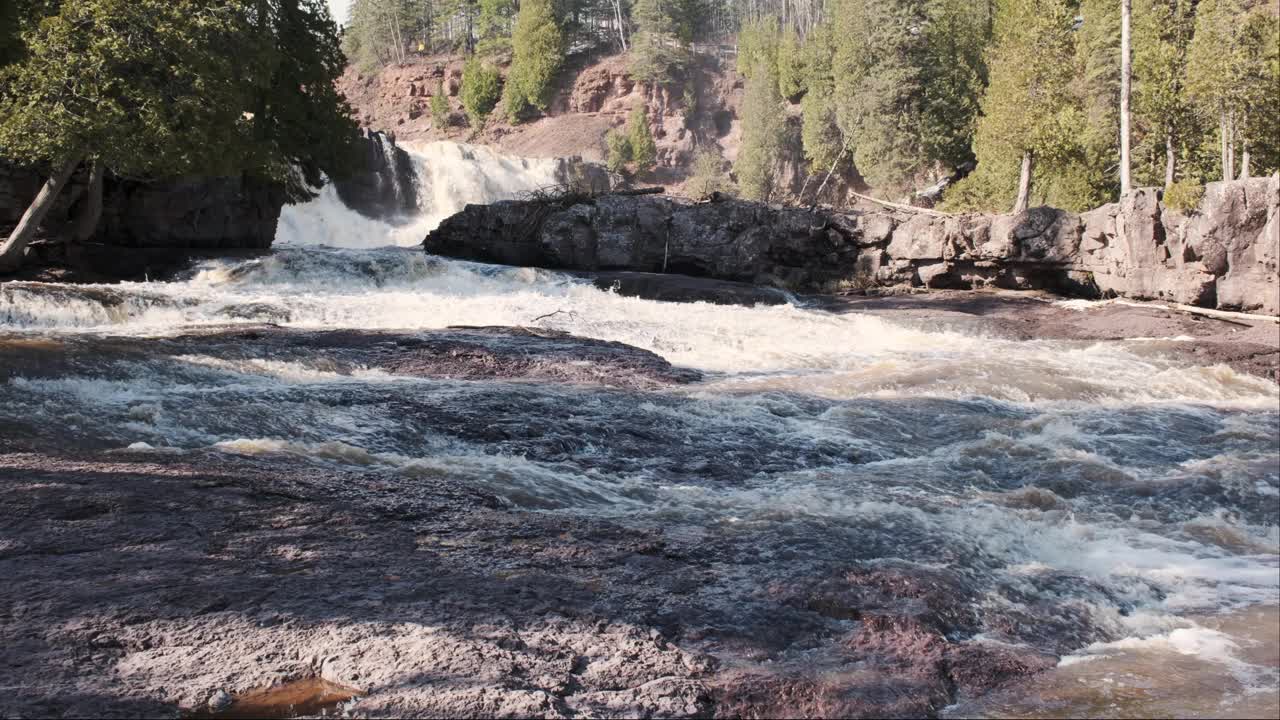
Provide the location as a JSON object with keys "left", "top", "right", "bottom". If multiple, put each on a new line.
{"left": 606, "top": 129, "right": 632, "bottom": 173}
{"left": 799, "top": 26, "right": 846, "bottom": 179}
{"left": 944, "top": 0, "right": 1079, "bottom": 212}
{"left": 1132, "top": 0, "right": 1195, "bottom": 190}
{"left": 431, "top": 81, "right": 451, "bottom": 127}
{"left": 631, "top": 0, "right": 689, "bottom": 83}
{"left": 502, "top": 0, "right": 563, "bottom": 122}
{"left": 1068, "top": 0, "right": 1122, "bottom": 209}
{"left": 460, "top": 56, "right": 502, "bottom": 125}
{"left": 627, "top": 106, "right": 658, "bottom": 170}
{"left": 832, "top": 0, "right": 931, "bottom": 194}
{"left": 1185, "top": 0, "right": 1245, "bottom": 181}
{"left": 735, "top": 58, "right": 784, "bottom": 201}
{"left": 920, "top": 0, "right": 994, "bottom": 172}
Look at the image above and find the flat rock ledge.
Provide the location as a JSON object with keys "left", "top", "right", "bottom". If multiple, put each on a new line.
{"left": 424, "top": 175, "right": 1280, "bottom": 315}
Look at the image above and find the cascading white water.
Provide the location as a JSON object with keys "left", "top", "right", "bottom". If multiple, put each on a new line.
{"left": 275, "top": 141, "right": 564, "bottom": 249}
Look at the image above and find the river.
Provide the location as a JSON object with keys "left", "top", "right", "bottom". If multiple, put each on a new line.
{"left": 1, "top": 142, "right": 1276, "bottom": 718}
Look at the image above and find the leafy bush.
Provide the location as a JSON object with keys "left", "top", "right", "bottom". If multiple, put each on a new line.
{"left": 1163, "top": 179, "right": 1204, "bottom": 212}
{"left": 431, "top": 81, "right": 449, "bottom": 128}
{"left": 460, "top": 58, "right": 501, "bottom": 126}
{"left": 627, "top": 106, "right": 657, "bottom": 171}
{"left": 503, "top": 0, "right": 563, "bottom": 123}
{"left": 606, "top": 129, "right": 632, "bottom": 173}
{"left": 687, "top": 148, "right": 731, "bottom": 198}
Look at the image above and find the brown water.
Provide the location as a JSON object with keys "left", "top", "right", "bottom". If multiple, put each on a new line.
{"left": 188, "top": 678, "right": 362, "bottom": 719}
{"left": 950, "top": 605, "right": 1280, "bottom": 719}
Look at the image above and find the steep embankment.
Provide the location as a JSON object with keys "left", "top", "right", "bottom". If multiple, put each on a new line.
{"left": 337, "top": 51, "right": 836, "bottom": 199}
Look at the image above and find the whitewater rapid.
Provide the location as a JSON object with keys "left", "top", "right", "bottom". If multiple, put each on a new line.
{"left": 1, "top": 141, "right": 1276, "bottom": 717}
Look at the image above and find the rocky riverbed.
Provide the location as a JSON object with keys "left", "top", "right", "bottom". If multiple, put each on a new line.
{"left": 2, "top": 248, "right": 1277, "bottom": 718}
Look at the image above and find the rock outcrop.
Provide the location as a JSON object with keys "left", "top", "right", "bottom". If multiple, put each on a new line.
{"left": 332, "top": 129, "right": 419, "bottom": 219}
{"left": 425, "top": 175, "right": 1280, "bottom": 314}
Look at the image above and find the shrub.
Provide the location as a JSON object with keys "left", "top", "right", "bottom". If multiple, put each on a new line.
{"left": 460, "top": 58, "right": 501, "bottom": 126}
{"left": 627, "top": 106, "right": 657, "bottom": 171}
{"left": 606, "top": 129, "right": 632, "bottom": 173}
{"left": 687, "top": 148, "right": 731, "bottom": 198}
{"left": 1163, "top": 179, "right": 1204, "bottom": 212}
{"left": 431, "top": 82, "right": 449, "bottom": 128}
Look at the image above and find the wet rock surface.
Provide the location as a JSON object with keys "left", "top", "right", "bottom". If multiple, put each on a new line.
{"left": 821, "top": 290, "right": 1280, "bottom": 383}
{"left": 425, "top": 175, "right": 1280, "bottom": 315}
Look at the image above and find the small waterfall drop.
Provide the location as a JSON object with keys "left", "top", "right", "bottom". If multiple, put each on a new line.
{"left": 276, "top": 141, "right": 568, "bottom": 249}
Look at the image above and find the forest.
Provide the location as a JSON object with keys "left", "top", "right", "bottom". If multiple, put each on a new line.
{"left": 343, "top": 0, "right": 1280, "bottom": 212}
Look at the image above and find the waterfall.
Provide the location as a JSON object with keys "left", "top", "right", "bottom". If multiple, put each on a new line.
{"left": 277, "top": 141, "right": 570, "bottom": 250}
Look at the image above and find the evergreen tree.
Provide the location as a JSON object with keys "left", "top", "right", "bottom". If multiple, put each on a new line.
{"left": 832, "top": 0, "right": 931, "bottom": 193}
{"left": 503, "top": 0, "right": 564, "bottom": 122}
{"left": 476, "top": 0, "right": 516, "bottom": 55}
{"left": 799, "top": 26, "right": 846, "bottom": 179}
{"left": 734, "top": 58, "right": 784, "bottom": 201}
{"left": 776, "top": 27, "right": 807, "bottom": 101}
{"left": 431, "top": 81, "right": 451, "bottom": 126}
{"left": 627, "top": 105, "right": 658, "bottom": 170}
{"left": 631, "top": 0, "right": 690, "bottom": 82}
{"left": 1132, "top": 0, "right": 1195, "bottom": 190}
{"left": 944, "top": 0, "right": 1079, "bottom": 212}
{"left": 1069, "top": 0, "right": 1122, "bottom": 209}
{"left": 606, "top": 129, "right": 632, "bottom": 173}
{"left": 920, "top": 0, "right": 994, "bottom": 172}
{"left": 460, "top": 56, "right": 502, "bottom": 125}
{"left": 0, "top": 0, "right": 356, "bottom": 271}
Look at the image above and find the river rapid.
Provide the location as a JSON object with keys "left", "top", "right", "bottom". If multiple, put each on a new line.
{"left": 1, "top": 142, "right": 1277, "bottom": 718}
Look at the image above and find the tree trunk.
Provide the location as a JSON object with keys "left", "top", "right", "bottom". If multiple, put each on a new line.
{"left": 0, "top": 155, "right": 82, "bottom": 273}
{"left": 1164, "top": 129, "right": 1176, "bottom": 191}
{"left": 1013, "top": 151, "right": 1034, "bottom": 214}
{"left": 1226, "top": 111, "right": 1236, "bottom": 181}
{"left": 73, "top": 159, "right": 105, "bottom": 243}
{"left": 1239, "top": 113, "right": 1250, "bottom": 180}
{"left": 1119, "top": 0, "right": 1132, "bottom": 196}
{"left": 1220, "top": 112, "right": 1229, "bottom": 182}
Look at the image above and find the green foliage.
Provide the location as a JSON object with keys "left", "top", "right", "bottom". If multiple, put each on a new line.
{"left": 431, "top": 81, "right": 450, "bottom": 127}
{"left": 460, "top": 56, "right": 502, "bottom": 125}
{"left": 605, "top": 129, "right": 632, "bottom": 173}
{"left": 627, "top": 106, "right": 658, "bottom": 170}
{"left": 920, "top": 0, "right": 993, "bottom": 171}
{"left": 1066, "top": 0, "right": 1121, "bottom": 209}
{"left": 734, "top": 58, "right": 784, "bottom": 201}
{"left": 799, "top": 26, "right": 845, "bottom": 175}
{"left": 631, "top": 0, "right": 691, "bottom": 83}
{"left": 0, "top": 0, "right": 355, "bottom": 198}
{"left": 832, "top": 0, "right": 932, "bottom": 193}
{"left": 477, "top": 0, "right": 517, "bottom": 55}
{"left": 503, "top": 0, "right": 563, "bottom": 122}
{"left": 1162, "top": 178, "right": 1204, "bottom": 211}
{"left": 736, "top": 19, "right": 778, "bottom": 81}
{"left": 687, "top": 147, "right": 731, "bottom": 198}
{"left": 1131, "top": 0, "right": 1196, "bottom": 187}
{"left": 945, "top": 0, "right": 1079, "bottom": 211}
{"left": 776, "top": 28, "right": 807, "bottom": 101}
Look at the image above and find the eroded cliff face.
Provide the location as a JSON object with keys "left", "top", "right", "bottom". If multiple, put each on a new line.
{"left": 425, "top": 175, "right": 1280, "bottom": 314}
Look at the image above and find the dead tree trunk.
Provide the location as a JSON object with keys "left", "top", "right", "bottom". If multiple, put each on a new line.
{"left": 1119, "top": 0, "right": 1132, "bottom": 195}
{"left": 0, "top": 155, "right": 82, "bottom": 273}
{"left": 1013, "top": 151, "right": 1034, "bottom": 214}
{"left": 1164, "top": 129, "right": 1176, "bottom": 191}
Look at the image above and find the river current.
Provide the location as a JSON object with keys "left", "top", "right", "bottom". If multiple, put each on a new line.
{"left": 1, "top": 142, "right": 1277, "bottom": 717}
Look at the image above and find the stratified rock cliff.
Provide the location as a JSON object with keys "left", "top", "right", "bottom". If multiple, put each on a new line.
{"left": 425, "top": 175, "right": 1280, "bottom": 314}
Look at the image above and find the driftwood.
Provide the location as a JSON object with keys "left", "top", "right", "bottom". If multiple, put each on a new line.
{"left": 610, "top": 187, "right": 665, "bottom": 196}
{"left": 848, "top": 191, "right": 949, "bottom": 217}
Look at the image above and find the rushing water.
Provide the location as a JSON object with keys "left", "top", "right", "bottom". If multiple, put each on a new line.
{"left": 2, "top": 142, "right": 1277, "bottom": 717}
